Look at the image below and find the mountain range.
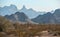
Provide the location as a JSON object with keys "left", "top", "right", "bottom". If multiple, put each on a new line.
{"left": 19, "top": 5, "right": 46, "bottom": 18}
{"left": 0, "top": 5, "right": 60, "bottom": 24}
{"left": 0, "top": 5, "right": 46, "bottom": 18}
{"left": 5, "top": 12, "right": 38, "bottom": 24}
{"left": 32, "top": 9, "right": 60, "bottom": 24}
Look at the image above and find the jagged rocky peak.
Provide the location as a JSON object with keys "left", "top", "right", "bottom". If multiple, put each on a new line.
{"left": 21, "top": 5, "right": 27, "bottom": 10}
{"left": 3, "top": 4, "right": 17, "bottom": 9}
{"left": 23, "top": 5, "right": 26, "bottom": 8}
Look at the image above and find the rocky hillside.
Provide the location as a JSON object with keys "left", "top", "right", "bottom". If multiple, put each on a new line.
{"left": 32, "top": 9, "right": 60, "bottom": 24}
{"left": 5, "top": 12, "right": 29, "bottom": 22}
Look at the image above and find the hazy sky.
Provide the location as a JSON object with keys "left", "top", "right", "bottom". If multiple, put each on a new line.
{"left": 0, "top": 0, "right": 60, "bottom": 12}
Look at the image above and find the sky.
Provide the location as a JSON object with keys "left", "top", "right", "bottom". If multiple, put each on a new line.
{"left": 0, "top": 0, "right": 60, "bottom": 12}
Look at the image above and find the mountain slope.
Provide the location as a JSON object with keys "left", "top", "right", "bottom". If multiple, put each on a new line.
{"left": 31, "top": 12, "right": 56, "bottom": 24}
{"left": 53, "top": 9, "right": 60, "bottom": 23}
{"left": 19, "top": 5, "right": 46, "bottom": 19}
{"left": 5, "top": 12, "right": 29, "bottom": 22}
{"left": 0, "top": 5, "right": 18, "bottom": 16}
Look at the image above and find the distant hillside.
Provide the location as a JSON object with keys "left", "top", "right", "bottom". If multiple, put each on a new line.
{"left": 0, "top": 5, "right": 60, "bottom": 24}
{"left": 0, "top": 5, "right": 18, "bottom": 16}
{"left": 5, "top": 12, "right": 29, "bottom": 22}
{"left": 19, "top": 5, "right": 46, "bottom": 18}
{"left": 31, "top": 9, "right": 60, "bottom": 24}
{"left": 5, "top": 12, "right": 38, "bottom": 24}
{"left": 4, "top": 8, "right": 60, "bottom": 24}
{"left": 0, "top": 5, "right": 46, "bottom": 18}
{"left": 53, "top": 9, "right": 60, "bottom": 23}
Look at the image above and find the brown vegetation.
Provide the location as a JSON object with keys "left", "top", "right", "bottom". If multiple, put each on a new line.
{"left": 0, "top": 16, "right": 60, "bottom": 37}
